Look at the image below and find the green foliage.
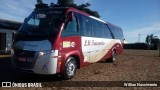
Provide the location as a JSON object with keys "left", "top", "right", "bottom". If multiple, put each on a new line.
{"left": 58, "top": 0, "right": 74, "bottom": 6}
{"left": 146, "top": 34, "right": 160, "bottom": 50}
{"left": 77, "top": 3, "right": 100, "bottom": 18}
{"left": 57, "top": 0, "right": 100, "bottom": 18}
{"left": 35, "top": 0, "right": 100, "bottom": 18}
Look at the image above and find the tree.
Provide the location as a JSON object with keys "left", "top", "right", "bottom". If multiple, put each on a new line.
{"left": 146, "top": 34, "right": 159, "bottom": 50}
{"left": 35, "top": 0, "right": 48, "bottom": 11}
{"left": 145, "top": 35, "right": 149, "bottom": 44}
{"left": 78, "top": 3, "right": 91, "bottom": 8}
{"left": 57, "top": 0, "right": 100, "bottom": 18}
{"left": 76, "top": 3, "right": 100, "bottom": 18}
{"left": 37, "top": 0, "right": 43, "bottom": 4}
{"left": 58, "top": 0, "right": 74, "bottom": 6}
{"left": 35, "top": 0, "right": 100, "bottom": 18}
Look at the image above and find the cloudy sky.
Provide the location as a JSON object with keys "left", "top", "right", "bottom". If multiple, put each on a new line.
{"left": 0, "top": 0, "right": 160, "bottom": 43}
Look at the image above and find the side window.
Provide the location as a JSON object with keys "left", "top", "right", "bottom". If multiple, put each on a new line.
{"left": 85, "top": 17, "right": 91, "bottom": 37}
{"left": 104, "top": 24, "right": 112, "bottom": 39}
{"left": 108, "top": 25, "right": 115, "bottom": 39}
{"left": 94, "top": 20, "right": 99, "bottom": 37}
{"left": 65, "top": 16, "right": 78, "bottom": 32}
{"left": 78, "top": 14, "right": 86, "bottom": 36}
{"left": 61, "top": 13, "right": 79, "bottom": 37}
{"left": 27, "top": 18, "right": 40, "bottom": 26}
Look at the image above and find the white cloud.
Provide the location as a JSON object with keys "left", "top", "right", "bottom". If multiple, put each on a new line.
{"left": 0, "top": 0, "right": 35, "bottom": 21}
{"left": 0, "top": 12, "right": 21, "bottom": 21}
{"left": 0, "top": 0, "right": 91, "bottom": 21}
{"left": 125, "top": 22, "right": 160, "bottom": 43}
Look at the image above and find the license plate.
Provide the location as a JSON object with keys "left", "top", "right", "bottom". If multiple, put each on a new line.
{"left": 18, "top": 57, "right": 26, "bottom": 62}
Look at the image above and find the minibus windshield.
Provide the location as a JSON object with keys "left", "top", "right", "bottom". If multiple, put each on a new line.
{"left": 19, "top": 10, "right": 65, "bottom": 37}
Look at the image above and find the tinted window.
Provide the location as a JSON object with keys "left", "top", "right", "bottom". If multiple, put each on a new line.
{"left": 71, "top": 13, "right": 116, "bottom": 39}
{"left": 27, "top": 18, "right": 40, "bottom": 26}
{"left": 65, "top": 16, "right": 78, "bottom": 32}
{"left": 19, "top": 10, "right": 64, "bottom": 36}
{"left": 108, "top": 24, "right": 124, "bottom": 40}
{"left": 61, "top": 13, "right": 79, "bottom": 37}
{"left": 77, "top": 13, "right": 86, "bottom": 36}
{"left": 103, "top": 24, "right": 112, "bottom": 38}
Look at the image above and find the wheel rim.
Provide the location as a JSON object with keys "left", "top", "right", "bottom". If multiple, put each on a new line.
{"left": 67, "top": 60, "right": 76, "bottom": 76}
{"left": 112, "top": 51, "right": 116, "bottom": 61}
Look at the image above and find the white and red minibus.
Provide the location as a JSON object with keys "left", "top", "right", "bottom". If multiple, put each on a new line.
{"left": 12, "top": 3, "right": 124, "bottom": 79}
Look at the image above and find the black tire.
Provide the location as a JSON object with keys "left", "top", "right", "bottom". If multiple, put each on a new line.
{"left": 107, "top": 51, "right": 116, "bottom": 62}
{"left": 63, "top": 57, "right": 77, "bottom": 80}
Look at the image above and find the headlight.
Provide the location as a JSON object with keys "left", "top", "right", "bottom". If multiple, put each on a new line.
{"left": 38, "top": 50, "right": 54, "bottom": 57}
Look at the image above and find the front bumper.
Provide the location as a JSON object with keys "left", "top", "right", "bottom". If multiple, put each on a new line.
{"left": 12, "top": 50, "right": 58, "bottom": 75}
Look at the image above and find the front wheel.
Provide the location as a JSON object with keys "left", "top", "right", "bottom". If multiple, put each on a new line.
{"left": 63, "top": 57, "right": 77, "bottom": 80}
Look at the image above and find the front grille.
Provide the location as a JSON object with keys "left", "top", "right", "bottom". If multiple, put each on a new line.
{"left": 14, "top": 49, "right": 35, "bottom": 58}
{"left": 14, "top": 49, "right": 36, "bottom": 69}
{"left": 16, "top": 60, "right": 32, "bottom": 69}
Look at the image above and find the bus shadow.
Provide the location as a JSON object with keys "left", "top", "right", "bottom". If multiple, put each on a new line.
{"left": 97, "top": 59, "right": 113, "bottom": 63}
{"left": 0, "top": 57, "right": 63, "bottom": 83}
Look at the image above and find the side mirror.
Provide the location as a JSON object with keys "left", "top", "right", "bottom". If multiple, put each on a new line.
{"left": 67, "top": 12, "right": 74, "bottom": 22}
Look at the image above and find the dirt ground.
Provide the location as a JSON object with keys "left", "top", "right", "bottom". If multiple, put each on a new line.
{"left": 0, "top": 49, "right": 160, "bottom": 90}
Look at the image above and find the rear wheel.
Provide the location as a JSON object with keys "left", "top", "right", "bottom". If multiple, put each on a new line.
{"left": 107, "top": 50, "right": 116, "bottom": 62}
{"left": 63, "top": 57, "right": 77, "bottom": 80}
{"left": 111, "top": 51, "right": 116, "bottom": 62}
